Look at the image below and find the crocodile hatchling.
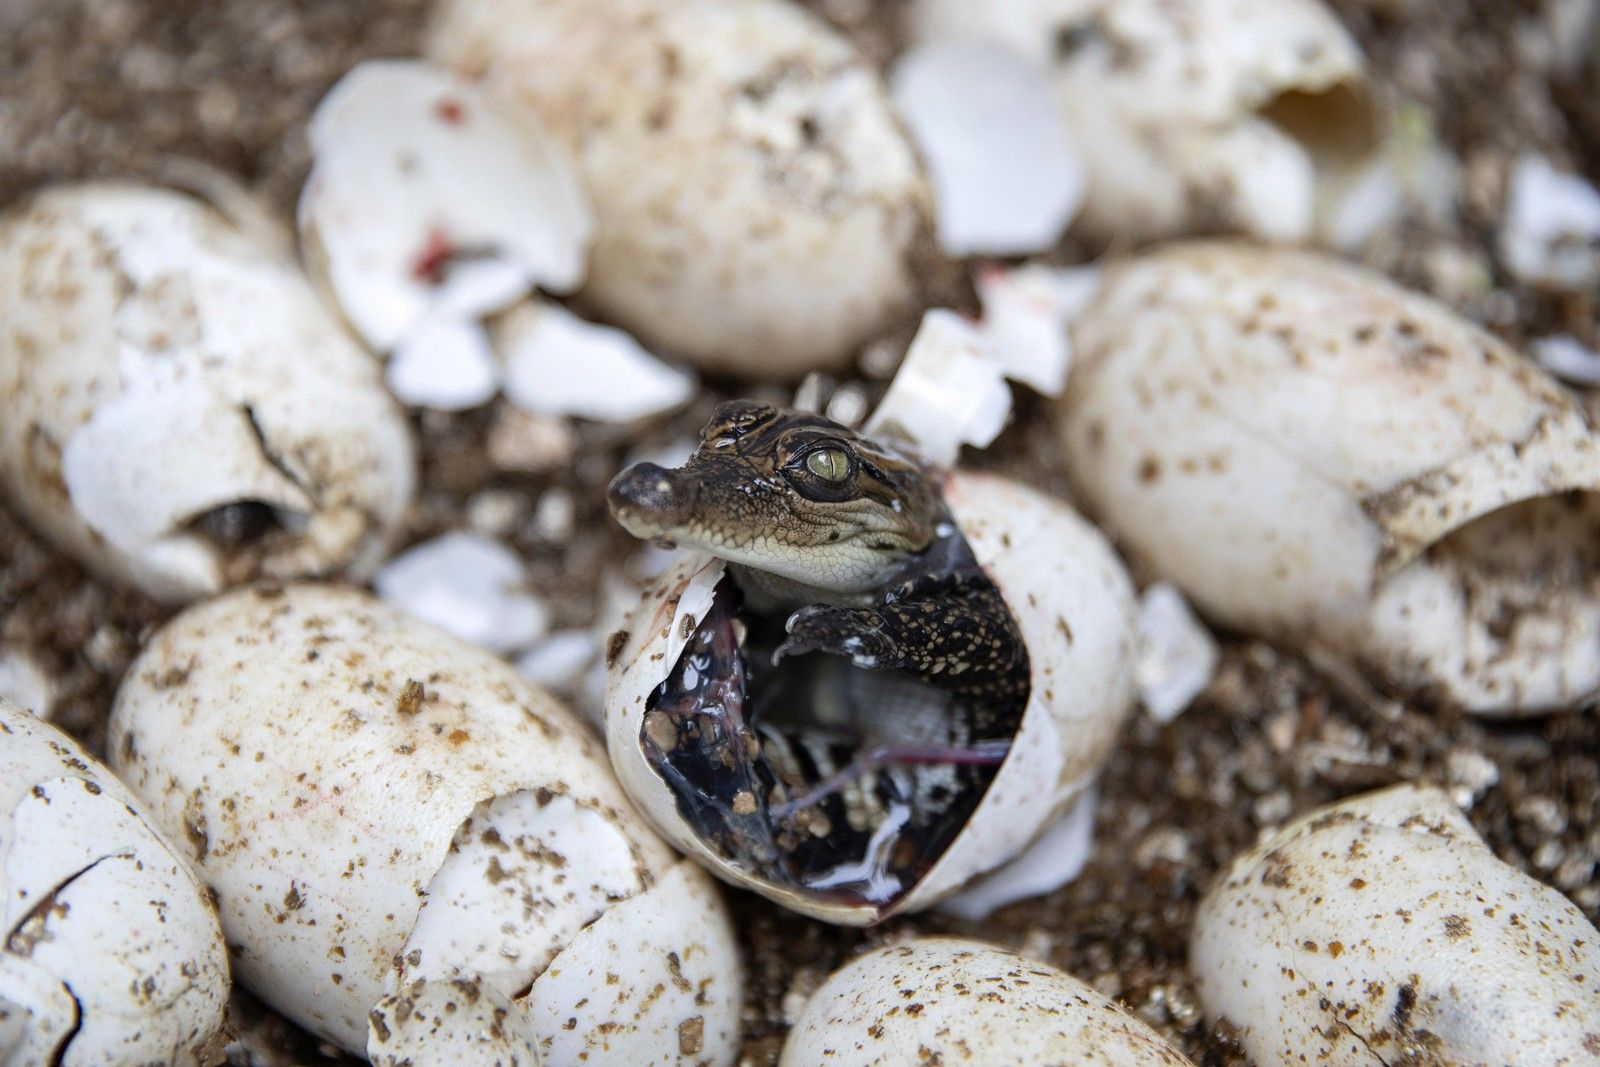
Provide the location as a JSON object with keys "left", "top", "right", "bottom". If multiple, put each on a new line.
{"left": 607, "top": 400, "right": 1031, "bottom": 905}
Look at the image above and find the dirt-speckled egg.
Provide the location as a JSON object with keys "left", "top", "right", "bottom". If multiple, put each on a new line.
{"left": 781, "top": 938, "right": 1194, "bottom": 1065}
{"left": 0, "top": 183, "right": 415, "bottom": 604}
{"left": 1061, "top": 241, "right": 1600, "bottom": 715}
{"left": 427, "top": 0, "right": 936, "bottom": 378}
{"left": 107, "top": 584, "right": 742, "bottom": 1065}
{"left": 0, "top": 699, "right": 230, "bottom": 1066}
{"left": 1192, "top": 784, "right": 1600, "bottom": 1065}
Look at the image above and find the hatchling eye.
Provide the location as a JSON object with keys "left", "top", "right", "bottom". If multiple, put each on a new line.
{"left": 805, "top": 447, "right": 852, "bottom": 481}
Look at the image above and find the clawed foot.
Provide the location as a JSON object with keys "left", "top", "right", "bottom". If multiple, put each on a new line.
{"left": 773, "top": 605, "right": 897, "bottom": 669}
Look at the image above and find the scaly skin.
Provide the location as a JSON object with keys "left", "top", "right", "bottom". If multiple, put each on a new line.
{"left": 607, "top": 400, "right": 1029, "bottom": 722}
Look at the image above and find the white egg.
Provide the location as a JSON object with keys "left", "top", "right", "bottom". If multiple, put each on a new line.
{"left": 1061, "top": 242, "right": 1600, "bottom": 715}
{"left": 606, "top": 471, "right": 1138, "bottom": 924}
{"left": 427, "top": 0, "right": 935, "bottom": 378}
{"left": 1192, "top": 785, "right": 1600, "bottom": 1065}
{"left": 0, "top": 699, "right": 229, "bottom": 1065}
{"left": 0, "top": 183, "right": 415, "bottom": 603}
{"left": 908, "top": 0, "right": 1379, "bottom": 244}
{"left": 782, "top": 938, "right": 1193, "bottom": 1065}
{"left": 108, "top": 584, "right": 742, "bottom": 1065}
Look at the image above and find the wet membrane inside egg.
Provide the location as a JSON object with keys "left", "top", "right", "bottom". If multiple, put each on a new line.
{"left": 639, "top": 523, "right": 1029, "bottom": 910}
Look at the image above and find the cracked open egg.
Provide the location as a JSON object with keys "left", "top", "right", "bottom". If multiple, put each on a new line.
{"left": 0, "top": 183, "right": 416, "bottom": 603}
{"left": 1062, "top": 241, "right": 1600, "bottom": 715}
{"left": 604, "top": 402, "right": 1138, "bottom": 924}
{"left": 907, "top": 0, "right": 1381, "bottom": 245}
{"left": 0, "top": 699, "right": 230, "bottom": 1066}
{"left": 107, "top": 584, "right": 742, "bottom": 1065}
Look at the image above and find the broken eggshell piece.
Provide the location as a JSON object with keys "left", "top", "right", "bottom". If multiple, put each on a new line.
{"left": 1191, "top": 784, "right": 1600, "bottom": 1065}
{"left": 298, "top": 59, "right": 591, "bottom": 357}
{"left": 0, "top": 647, "right": 56, "bottom": 721}
{"left": 889, "top": 40, "right": 1084, "bottom": 257}
{"left": 0, "top": 699, "right": 230, "bottom": 1066}
{"left": 865, "top": 270, "right": 1099, "bottom": 471}
{"left": 1498, "top": 152, "right": 1600, "bottom": 293}
{"left": 863, "top": 309, "right": 1014, "bottom": 469}
{"left": 907, "top": 0, "right": 1380, "bottom": 244}
{"left": 0, "top": 183, "right": 416, "bottom": 603}
{"left": 427, "top": 0, "right": 935, "bottom": 378}
{"left": 496, "top": 300, "right": 696, "bottom": 424}
{"left": 1062, "top": 242, "right": 1600, "bottom": 715}
{"left": 374, "top": 530, "right": 550, "bottom": 654}
{"left": 107, "top": 584, "right": 741, "bottom": 1065}
{"left": 606, "top": 471, "right": 1137, "bottom": 924}
{"left": 781, "top": 938, "right": 1193, "bottom": 1066}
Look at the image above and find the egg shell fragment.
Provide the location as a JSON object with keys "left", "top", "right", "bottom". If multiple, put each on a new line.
{"left": 889, "top": 40, "right": 1084, "bottom": 256}
{"left": 374, "top": 530, "right": 549, "bottom": 654}
{"left": 1192, "top": 784, "right": 1600, "bottom": 1065}
{"left": 0, "top": 700, "right": 230, "bottom": 1066}
{"left": 1061, "top": 241, "right": 1600, "bottom": 715}
{"left": 107, "top": 584, "right": 741, "bottom": 1064}
{"left": 496, "top": 300, "right": 696, "bottom": 424}
{"left": 781, "top": 938, "right": 1193, "bottom": 1065}
{"left": 907, "top": 0, "right": 1378, "bottom": 244}
{"left": 298, "top": 59, "right": 591, "bottom": 354}
{"left": 862, "top": 310, "right": 1013, "bottom": 469}
{"left": 1499, "top": 153, "right": 1600, "bottom": 292}
{"left": 0, "top": 183, "right": 416, "bottom": 603}
{"left": 0, "top": 648, "right": 55, "bottom": 721}
{"left": 0, "top": 953, "right": 78, "bottom": 1066}
{"left": 606, "top": 471, "right": 1138, "bottom": 924}
{"left": 428, "top": 0, "right": 935, "bottom": 378}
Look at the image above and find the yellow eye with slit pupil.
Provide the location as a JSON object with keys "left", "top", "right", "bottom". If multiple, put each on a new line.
{"left": 805, "top": 448, "right": 850, "bottom": 481}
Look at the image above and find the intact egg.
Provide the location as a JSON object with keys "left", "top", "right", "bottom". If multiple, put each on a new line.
{"left": 1192, "top": 785, "right": 1600, "bottom": 1065}
{"left": 427, "top": 0, "right": 936, "bottom": 378}
{"left": 782, "top": 938, "right": 1193, "bottom": 1065}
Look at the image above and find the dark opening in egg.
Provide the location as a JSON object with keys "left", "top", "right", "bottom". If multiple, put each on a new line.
{"left": 191, "top": 500, "right": 283, "bottom": 549}
{"left": 638, "top": 521, "right": 1030, "bottom": 911}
